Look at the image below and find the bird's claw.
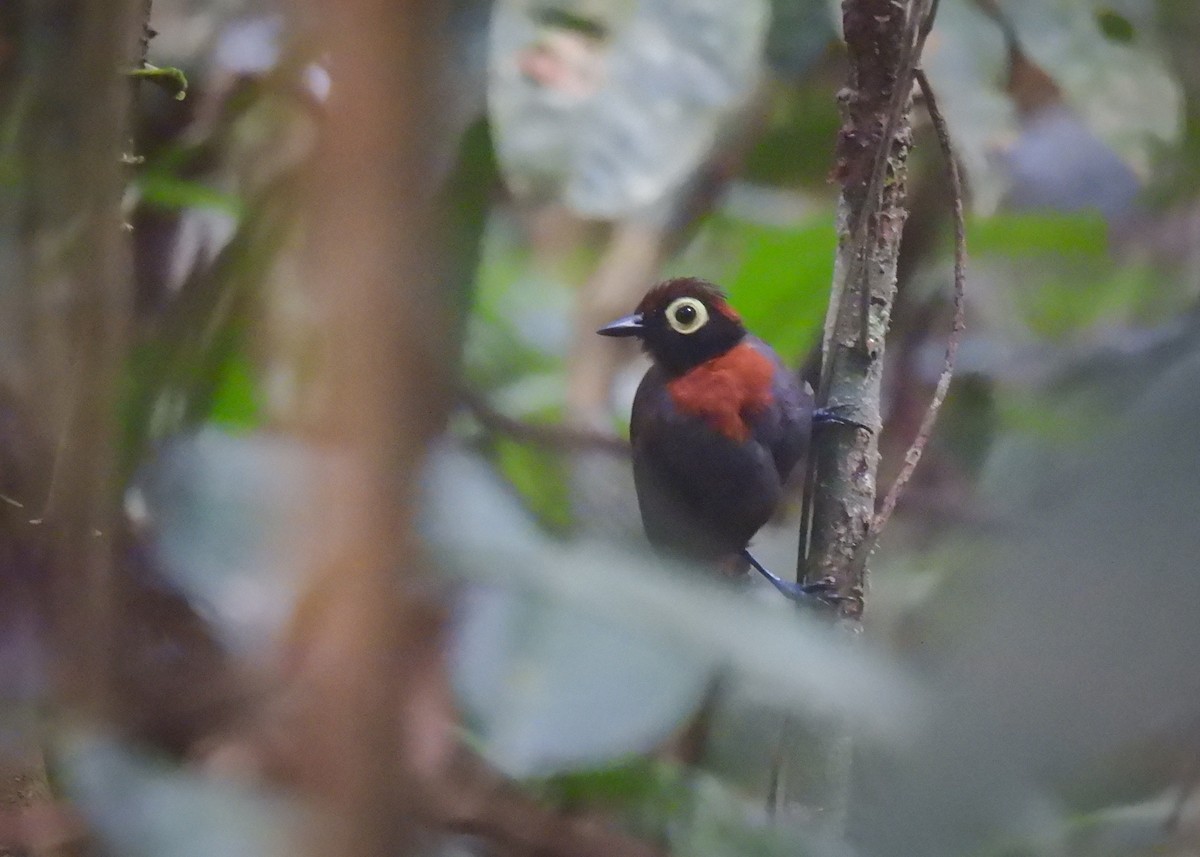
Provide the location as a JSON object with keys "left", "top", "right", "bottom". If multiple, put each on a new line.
{"left": 812, "top": 405, "right": 872, "bottom": 434}
{"left": 796, "top": 576, "right": 852, "bottom": 608}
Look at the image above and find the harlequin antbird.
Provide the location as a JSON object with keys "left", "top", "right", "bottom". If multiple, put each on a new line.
{"left": 598, "top": 277, "right": 855, "bottom": 604}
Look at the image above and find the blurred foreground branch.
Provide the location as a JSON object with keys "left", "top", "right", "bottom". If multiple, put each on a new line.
{"left": 289, "top": 1, "right": 456, "bottom": 856}
{"left": 0, "top": 0, "right": 143, "bottom": 842}
{"left": 462, "top": 388, "right": 629, "bottom": 456}
{"left": 26, "top": 0, "right": 142, "bottom": 717}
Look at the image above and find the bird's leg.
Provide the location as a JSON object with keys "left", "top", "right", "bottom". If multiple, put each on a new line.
{"left": 740, "top": 549, "right": 846, "bottom": 607}
{"left": 812, "top": 405, "right": 872, "bottom": 433}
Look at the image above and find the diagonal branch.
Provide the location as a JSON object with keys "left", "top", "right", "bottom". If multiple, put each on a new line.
{"left": 461, "top": 389, "right": 630, "bottom": 456}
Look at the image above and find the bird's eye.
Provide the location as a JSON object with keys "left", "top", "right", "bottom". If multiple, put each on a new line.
{"left": 665, "top": 297, "right": 709, "bottom": 334}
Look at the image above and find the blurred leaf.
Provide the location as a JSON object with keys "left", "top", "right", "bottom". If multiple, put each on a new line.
{"left": 702, "top": 212, "right": 835, "bottom": 361}
{"left": 1024, "top": 263, "right": 1157, "bottom": 337}
{"left": 999, "top": 0, "right": 1180, "bottom": 179}
{"left": 855, "top": 339, "right": 1200, "bottom": 857}
{"left": 463, "top": 313, "right": 559, "bottom": 391}
{"left": 673, "top": 774, "right": 824, "bottom": 857}
{"left": 490, "top": 0, "right": 771, "bottom": 217}
{"left": 440, "top": 118, "right": 501, "bottom": 340}
{"left": 965, "top": 213, "right": 1180, "bottom": 339}
{"left": 534, "top": 761, "right": 834, "bottom": 856}
{"left": 425, "top": 445, "right": 921, "bottom": 776}
{"left": 921, "top": 0, "right": 1018, "bottom": 212}
{"left": 540, "top": 759, "right": 692, "bottom": 843}
{"left": 133, "top": 429, "right": 329, "bottom": 655}
{"left": 967, "top": 213, "right": 1108, "bottom": 259}
{"left": 207, "top": 354, "right": 262, "bottom": 431}
{"left": 121, "top": 177, "right": 296, "bottom": 478}
{"left": 137, "top": 173, "right": 243, "bottom": 216}
{"left": 763, "top": 0, "right": 838, "bottom": 81}
{"left": 421, "top": 443, "right": 547, "bottom": 555}
{"left": 432, "top": 539, "right": 925, "bottom": 746}
{"left": 742, "top": 80, "right": 842, "bottom": 188}
{"left": 450, "top": 583, "right": 712, "bottom": 777}
{"left": 1062, "top": 795, "right": 1175, "bottom": 857}
{"left": 1095, "top": 10, "right": 1135, "bottom": 43}
{"left": 924, "top": 0, "right": 1180, "bottom": 212}
{"left": 534, "top": 757, "right": 682, "bottom": 807}
{"left": 464, "top": 216, "right": 579, "bottom": 391}
{"left": 58, "top": 730, "right": 298, "bottom": 857}
{"left": 494, "top": 435, "right": 574, "bottom": 531}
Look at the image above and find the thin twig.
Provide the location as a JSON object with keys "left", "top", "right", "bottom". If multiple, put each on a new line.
{"left": 858, "top": 67, "right": 966, "bottom": 560}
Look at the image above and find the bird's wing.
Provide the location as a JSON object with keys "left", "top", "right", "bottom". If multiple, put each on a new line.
{"left": 743, "top": 337, "right": 813, "bottom": 482}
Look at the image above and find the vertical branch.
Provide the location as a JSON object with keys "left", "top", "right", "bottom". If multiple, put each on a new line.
{"left": 19, "top": 0, "right": 142, "bottom": 719}
{"left": 780, "top": 0, "right": 940, "bottom": 833}
{"left": 865, "top": 68, "right": 966, "bottom": 543}
{"left": 294, "top": 2, "right": 453, "bottom": 857}
{"left": 802, "top": 0, "right": 932, "bottom": 613}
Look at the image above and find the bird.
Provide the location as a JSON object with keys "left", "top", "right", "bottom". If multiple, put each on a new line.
{"left": 597, "top": 277, "right": 849, "bottom": 604}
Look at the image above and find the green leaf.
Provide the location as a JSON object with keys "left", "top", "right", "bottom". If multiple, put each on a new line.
{"left": 1095, "top": 9, "right": 1135, "bottom": 43}
{"left": 207, "top": 354, "right": 262, "bottom": 431}
{"left": 494, "top": 436, "right": 574, "bottom": 531}
{"left": 534, "top": 758, "right": 682, "bottom": 806}
{"left": 137, "top": 173, "right": 243, "bottom": 216}
{"left": 718, "top": 213, "right": 836, "bottom": 361}
{"left": 121, "top": 178, "right": 297, "bottom": 478}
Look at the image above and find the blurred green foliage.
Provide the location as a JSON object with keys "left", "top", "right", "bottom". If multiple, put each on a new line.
{"left": 74, "top": 1, "right": 1200, "bottom": 854}
{"left": 967, "top": 213, "right": 1108, "bottom": 258}
{"left": 717, "top": 214, "right": 835, "bottom": 360}
{"left": 742, "top": 78, "right": 841, "bottom": 187}
{"left": 493, "top": 436, "right": 574, "bottom": 532}
{"left": 138, "top": 172, "right": 242, "bottom": 217}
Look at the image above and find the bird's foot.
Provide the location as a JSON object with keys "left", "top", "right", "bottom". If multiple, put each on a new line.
{"left": 740, "top": 550, "right": 849, "bottom": 609}
{"left": 812, "top": 405, "right": 872, "bottom": 434}
{"left": 795, "top": 576, "right": 854, "bottom": 608}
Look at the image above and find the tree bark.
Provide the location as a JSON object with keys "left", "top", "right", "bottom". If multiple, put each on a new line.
{"left": 290, "top": 3, "right": 455, "bottom": 857}
{"left": 803, "top": 0, "right": 931, "bottom": 618}
{"left": 0, "top": 0, "right": 141, "bottom": 846}
{"left": 784, "top": 0, "right": 933, "bottom": 834}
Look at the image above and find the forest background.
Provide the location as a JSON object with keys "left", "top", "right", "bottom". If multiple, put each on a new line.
{"left": 2, "top": 1, "right": 1200, "bottom": 856}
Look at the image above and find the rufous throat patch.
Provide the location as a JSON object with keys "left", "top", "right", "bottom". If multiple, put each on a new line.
{"left": 666, "top": 342, "right": 774, "bottom": 442}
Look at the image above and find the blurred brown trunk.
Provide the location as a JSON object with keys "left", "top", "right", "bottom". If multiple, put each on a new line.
{"left": 0, "top": 0, "right": 141, "bottom": 846}
{"left": 289, "top": 2, "right": 456, "bottom": 856}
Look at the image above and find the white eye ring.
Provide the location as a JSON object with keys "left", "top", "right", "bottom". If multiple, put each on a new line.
{"left": 665, "top": 297, "right": 709, "bottom": 335}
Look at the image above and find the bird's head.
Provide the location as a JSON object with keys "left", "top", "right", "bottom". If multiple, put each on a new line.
{"left": 596, "top": 278, "right": 746, "bottom": 375}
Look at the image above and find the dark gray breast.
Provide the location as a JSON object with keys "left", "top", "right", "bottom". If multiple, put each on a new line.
{"left": 628, "top": 344, "right": 812, "bottom": 561}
